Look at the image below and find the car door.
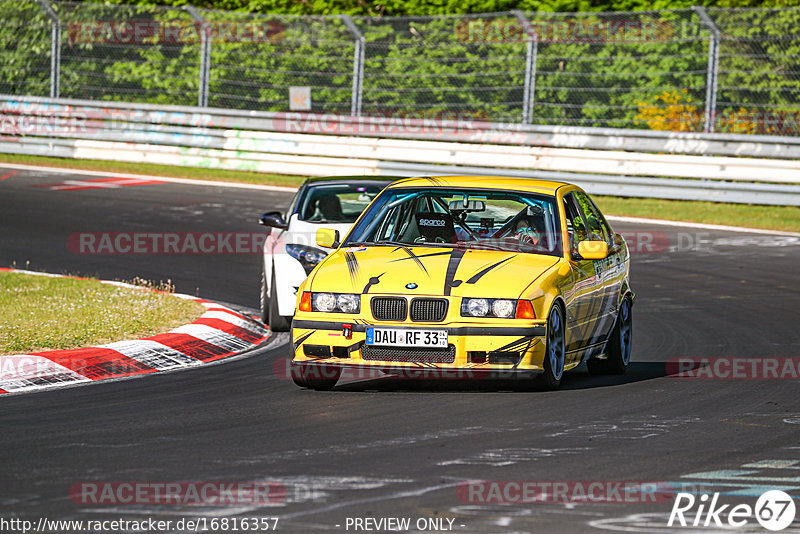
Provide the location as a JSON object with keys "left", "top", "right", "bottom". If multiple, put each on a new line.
{"left": 587, "top": 195, "right": 628, "bottom": 335}
{"left": 571, "top": 190, "right": 618, "bottom": 343}
{"left": 561, "top": 192, "right": 604, "bottom": 360}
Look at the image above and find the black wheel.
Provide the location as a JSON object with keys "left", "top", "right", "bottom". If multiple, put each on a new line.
{"left": 588, "top": 296, "right": 632, "bottom": 375}
{"left": 539, "top": 304, "right": 565, "bottom": 390}
{"left": 291, "top": 364, "right": 341, "bottom": 391}
{"left": 259, "top": 263, "right": 269, "bottom": 324}
{"left": 268, "top": 268, "right": 291, "bottom": 332}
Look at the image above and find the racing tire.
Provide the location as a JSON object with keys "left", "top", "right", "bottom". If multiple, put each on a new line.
{"left": 539, "top": 304, "right": 566, "bottom": 390}
{"left": 588, "top": 295, "right": 632, "bottom": 376}
{"left": 268, "top": 269, "right": 291, "bottom": 332}
{"left": 291, "top": 364, "right": 341, "bottom": 391}
{"left": 259, "top": 263, "right": 269, "bottom": 324}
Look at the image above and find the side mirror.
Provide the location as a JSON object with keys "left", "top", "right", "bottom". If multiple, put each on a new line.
{"left": 316, "top": 228, "right": 340, "bottom": 249}
{"left": 577, "top": 240, "right": 608, "bottom": 260}
{"left": 259, "top": 211, "right": 287, "bottom": 230}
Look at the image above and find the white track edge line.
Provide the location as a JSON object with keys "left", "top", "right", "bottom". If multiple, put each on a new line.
{"left": 605, "top": 215, "right": 800, "bottom": 236}
{"left": 0, "top": 162, "right": 298, "bottom": 192}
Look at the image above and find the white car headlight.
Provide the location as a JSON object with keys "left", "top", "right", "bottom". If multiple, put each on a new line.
{"left": 313, "top": 293, "right": 336, "bottom": 312}
{"left": 310, "top": 292, "right": 361, "bottom": 314}
{"left": 337, "top": 294, "right": 360, "bottom": 314}
{"left": 286, "top": 244, "right": 328, "bottom": 275}
{"left": 492, "top": 299, "right": 515, "bottom": 318}
{"left": 466, "top": 298, "right": 489, "bottom": 317}
{"left": 461, "top": 297, "right": 521, "bottom": 318}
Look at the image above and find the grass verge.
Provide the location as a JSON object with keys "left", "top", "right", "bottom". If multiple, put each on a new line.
{"left": 2, "top": 153, "right": 799, "bottom": 233}
{"left": 594, "top": 196, "right": 800, "bottom": 233}
{"left": 0, "top": 271, "right": 205, "bottom": 355}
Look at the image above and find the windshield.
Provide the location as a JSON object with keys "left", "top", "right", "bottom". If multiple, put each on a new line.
{"left": 297, "top": 182, "right": 388, "bottom": 223}
{"left": 343, "top": 187, "right": 563, "bottom": 257}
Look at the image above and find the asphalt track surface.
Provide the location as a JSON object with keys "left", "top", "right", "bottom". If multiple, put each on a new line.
{"left": 1, "top": 165, "right": 799, "bottom": 533}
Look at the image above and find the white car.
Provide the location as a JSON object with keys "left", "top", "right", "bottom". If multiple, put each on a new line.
{"left": 259, "top": 176, "right": 396, "bottom": 331}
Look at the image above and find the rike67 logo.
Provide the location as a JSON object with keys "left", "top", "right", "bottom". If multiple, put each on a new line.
{"left": 669, "top": 490, "right": 796, "bottom": 531}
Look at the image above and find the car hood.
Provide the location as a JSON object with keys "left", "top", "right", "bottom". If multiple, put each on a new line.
{"left": 308, "top": 245, "right": 559, "bottom": 298}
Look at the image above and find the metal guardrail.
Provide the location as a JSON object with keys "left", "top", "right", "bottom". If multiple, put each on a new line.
{"left": 6, "top": 95, "right": 800, "bottom": 159}
{"left": 1, "top": 95, "right": 799, "bottom": 206}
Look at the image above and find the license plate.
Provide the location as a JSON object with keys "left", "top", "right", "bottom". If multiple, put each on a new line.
{"left": 366, "top": 327, "right": 448, "bottom": 348}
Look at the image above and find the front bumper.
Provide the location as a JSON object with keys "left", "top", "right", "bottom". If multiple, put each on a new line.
{"left": 290, "top": 319, "right": 548, "bottom": 375}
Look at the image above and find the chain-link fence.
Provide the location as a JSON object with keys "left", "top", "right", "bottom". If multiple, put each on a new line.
{"left": 2, "top": 0, "right": 800, "bottom": 135}
{"left": 0, "top": 1, "right": 53, "bottom": 97}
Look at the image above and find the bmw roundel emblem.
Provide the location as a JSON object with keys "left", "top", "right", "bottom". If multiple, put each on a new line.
{"left": 405, "top": 283, "right": 418, "bottom": 290}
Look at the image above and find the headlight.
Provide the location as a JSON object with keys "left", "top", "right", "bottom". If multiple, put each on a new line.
{"left": 337, "top": 294, "right": 360, "bottom": 314}
{"left": 462, "top": 298, "right": 528, "bottom": 318}
{"left": 466, "top": 298, "right": 489, "bottom": 317}
{"left": 309, "top": 292, "right": 361, "bottom": 314}
{"left": 492, "top": 299, "right": 515, "bottom": 318}
{"left": 286, "top": 244, "right": 328, "bottom": 275}
{"left": 312, "top": 293, "right": 337, "bottom": 312}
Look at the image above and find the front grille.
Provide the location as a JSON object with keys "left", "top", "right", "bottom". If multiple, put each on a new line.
{"left": 362, "top": 344, "right": 456, "bottom": 363}
{"left": 371, "top": 297, "right": 407, "bottom": 321}
{"left": 410, "top": 298, "right": 448, "bottom": 322}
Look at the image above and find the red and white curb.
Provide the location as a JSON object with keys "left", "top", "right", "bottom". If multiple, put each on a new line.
{"left": 0, "top": 269, "right": 270, "bottom": 396}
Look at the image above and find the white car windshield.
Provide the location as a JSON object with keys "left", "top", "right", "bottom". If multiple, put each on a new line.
{"left": 298, "top": 183, "right": 386, "bottom": 223}
{"left": 343, "top": 187, "right": 563, "bottom": 257}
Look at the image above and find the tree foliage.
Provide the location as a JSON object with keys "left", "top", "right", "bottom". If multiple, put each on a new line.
{"left": 2, "top": 0, "right": 800, "bottom": 134}
{"left": 101, "top": 0, "right": 800, "bottom": 16}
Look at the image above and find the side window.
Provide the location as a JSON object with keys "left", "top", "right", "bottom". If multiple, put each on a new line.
{"left": 586, "top": 196, "right": 615, "bottom": 246}
{"left": 562, "top": 193, "right": 587, "bottom": 255}
{"left": 573, "top": 191, "right": 607, "bottom": 243}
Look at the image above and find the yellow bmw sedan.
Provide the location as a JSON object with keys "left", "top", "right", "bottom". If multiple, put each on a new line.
{"left": 289, "top": 176, "right": 633, "bottom": 390}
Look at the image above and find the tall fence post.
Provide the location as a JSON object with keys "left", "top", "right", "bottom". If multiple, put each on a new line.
{"left": 693, "top": 6, "right": 721, "bottom": 133}
{"left": 512, "top": 10, "right": 537, "bottom": 125}
{"left": 340, "top": 15, "right": 365, "bottom": 117}
{"left": 185, "top": 6, "right": 211, "bottom": 108}
{"left": 35, "top": 0, "right": 60, "bottom": 98}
